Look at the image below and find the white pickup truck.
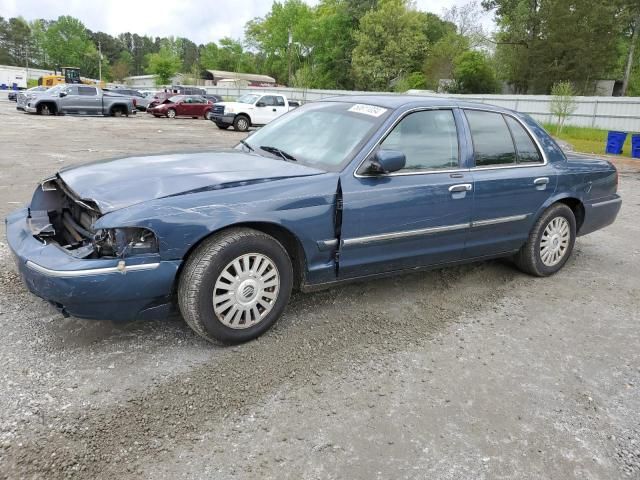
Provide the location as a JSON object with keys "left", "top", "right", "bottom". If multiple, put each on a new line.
{"left": 209, "top": 93, "right": 299, "bottom": 132}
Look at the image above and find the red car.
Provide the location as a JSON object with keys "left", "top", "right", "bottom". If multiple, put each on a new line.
{"left": 147, "top": 95, "right": 213, "bottom": 119}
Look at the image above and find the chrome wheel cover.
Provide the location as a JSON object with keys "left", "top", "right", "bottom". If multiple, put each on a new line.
{"left": 540, "top": 216, "right": 570, "bottom": 267}
{"left": 213, "top": 253, "right": 280, "bottom": 329}
{"left": 237, "top": 118, "right": 248, "bottom": 130}
{"left": 167, "top": 109, "right": 176, "bottom": 118}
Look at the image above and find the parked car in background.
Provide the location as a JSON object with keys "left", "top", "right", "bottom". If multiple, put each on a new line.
{"left": 209, "top": 93, "right": 297, "bottom": 131}
{"left": 204, "top": 94, "right": 223, "bottom": 104}
{"left": 8, "top": 90, "right": 18, "bottom": 101}
{"left": 105, "top": 88, "right": 150, "bottom": 111}
{"left": 147, "top": 91, "right": 174, "bottom": 109}
{"left": 147, "top": 95, "right": 213, "bottom": 119}
{"left": 5, "top": 95, "right": 621, "bottom": 344}
{"left": 24, "top": 84, "right": 134, "bottom": 116}
{"left": 15, "top": 86, "right": 48, "bottom": 110}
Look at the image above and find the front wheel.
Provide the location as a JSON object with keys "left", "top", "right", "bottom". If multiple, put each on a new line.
{"left": 216, "top": 123, "right": 230, "bottom": 130}
{"left": 178, "top": 228, "right": 293, "bottom": 344}
{"left": 514, "top": 203, "right": 576, "bottom": 277}
{"left": 167, "top": 108, "right": 176, "bottom": 119}
{"left": 233, "top": 115, "right": 250, "bottom": 132}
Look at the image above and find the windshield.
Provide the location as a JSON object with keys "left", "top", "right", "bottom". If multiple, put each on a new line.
{"left": 45, "top": 85, "right": 65, "bottom": 94}
{"left": 168, "top": 95, "right": 183, "bottom": 103}
{"left": 236, "top": 94, "right": 260, "bottom": 104}
{"left": 241, "top": 101, "right": 391, "bottom": 171}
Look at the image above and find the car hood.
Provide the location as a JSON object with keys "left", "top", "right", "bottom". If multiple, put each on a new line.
{"left": 58, "top": 149, "right": 325, "bottom": 213}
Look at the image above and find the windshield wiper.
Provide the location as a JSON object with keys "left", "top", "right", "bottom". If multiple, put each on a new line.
{"left": 239, "top": 139, "right": 254, "bottom": 152}
{"left": 260, "top": 145, "right": 297, "bottom": 162}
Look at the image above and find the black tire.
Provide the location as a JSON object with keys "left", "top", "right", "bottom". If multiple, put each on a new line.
{"left": 233, "top": 115, "right": 250, "bottom": 132}
{"left": 167, "top": 108, "right": 177, "bottom": 119}
{"left": 178, "top": 228, "right": 293, "bottom": 344}
{"left": 216, "top": 123, "right": 230, "bottom": 130}
{"left": 111, "top": 108, "right": 123, "bottom": 117}
{"left": 38, "top": 103, "right": 55, "bottom": 115}
{"left": 514, "top": 203, "right": 576, "bottom": 277}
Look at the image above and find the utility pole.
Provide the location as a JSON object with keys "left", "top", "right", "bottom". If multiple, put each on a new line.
{"left": 622, "top": 13, "right": 640, "bottom": 96}
{"left": 98, "top": 40, "right": 103, "bottom": 83}
{"left": 287, "top": 27, "right": 293, "bottom": 86}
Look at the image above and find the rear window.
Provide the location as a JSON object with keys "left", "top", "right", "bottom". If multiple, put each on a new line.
{"left": 78, "top": 86, "right": 97, "bottom": 96}
{"left": 465, "top": 110, "right": 516, "bottom": 167}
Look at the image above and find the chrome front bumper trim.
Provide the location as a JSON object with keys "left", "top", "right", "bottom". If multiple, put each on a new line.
{"left": 26, "top": 261, "right": 161, "bottom": 277}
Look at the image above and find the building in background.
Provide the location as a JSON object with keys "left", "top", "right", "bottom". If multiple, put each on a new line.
{"left": 203, "top": 70, "right": 276, "bottom": 87}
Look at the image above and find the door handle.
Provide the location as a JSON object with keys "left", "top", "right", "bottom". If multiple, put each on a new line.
{"left": 272, "top": 108, "right": 277, "bottom": 112}
{"left": 449, "top": 183, "right": 473, "bottom": 193}
{"left": 534, "top": 177, "right": 549, "bottom": 185}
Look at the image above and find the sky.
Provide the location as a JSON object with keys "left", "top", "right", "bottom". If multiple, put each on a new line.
{"left": 0, "top": 0, "right": 493, "bottom": 45}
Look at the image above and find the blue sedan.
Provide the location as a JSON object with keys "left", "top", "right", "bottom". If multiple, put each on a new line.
{"left": 5, "top": 96, "right": 621, "bottom": 343}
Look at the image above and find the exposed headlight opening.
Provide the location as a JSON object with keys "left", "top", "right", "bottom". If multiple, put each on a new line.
{"left": 93, "top": 228, "right": 159, "bottom": 258}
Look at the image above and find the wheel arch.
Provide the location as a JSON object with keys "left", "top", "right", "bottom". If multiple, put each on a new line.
{"left": 109, "top": 103, "right": 128, "bottom": 115}
{"left": 235, "top": 112, "right": 251, "bottom": 125}
{"left": 175, "top": 221, "right": 307, "bottom": 293}
{"left": 533, "top": 194, "right": 586, "bottom": 235}
{"left": 37, "top": 101, "right": 57, "bottom": 114}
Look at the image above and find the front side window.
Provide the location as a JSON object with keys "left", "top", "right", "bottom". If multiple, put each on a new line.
{"left": 465, "top": 110, "right": 517, "bottom": 167}
{"left": 380, "top": 109, "right": 459, "bottom": 171}
{"left": 261, "top": 96, "right": 276, "bottom": 106}
{"left": 505, "top": 116, "right": 543, "bottom": 164}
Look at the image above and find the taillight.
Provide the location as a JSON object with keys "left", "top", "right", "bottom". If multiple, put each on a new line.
{"left": 132, "top": 98, "right": 137, "bottom": 107}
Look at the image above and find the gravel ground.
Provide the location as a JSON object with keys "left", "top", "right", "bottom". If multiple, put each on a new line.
{"left": 0, "top": 97, "right": 639, "bottom": 479}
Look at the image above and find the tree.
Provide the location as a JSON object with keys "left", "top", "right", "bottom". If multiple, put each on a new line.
{"left": 485, "top": 0, "right": 620, "bottom": 94}
{"left": 550, "top": 81, "right": 577, "bottom": 134}
{"left": 200, "top": 42, "right": 219, "bottom": 69}
{"left": 245, "top": 0, "right": 314, "bottom": 84}
{"left": 451, "top": 50, "right": 498, "bottom": 93}
{"left": 146, "top": 46, "right": 181, "bottom": 85}
{"left": 44, "top": 16, "right": 98, "bottom": 75}
{"left": 111, "top": 51, "right": 133, "bottom": 81}
{"left": 351, "top": 0, "right": 427, "bottom": 90}
{"left": 423, "top": 32, "right": 470, "bottom": 90}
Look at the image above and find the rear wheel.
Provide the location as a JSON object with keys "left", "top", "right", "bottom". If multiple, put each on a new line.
{"left": 167, "top": 108, "right": 177, "bottom": 119}
{"left": 514, "top": 203, "right": 576, "bottom": 277}
{"left": 233, "top": 115, "right": 250, "bottom": 132}
{"left": 178, "top": 228, "right": 293, "bottom": 344}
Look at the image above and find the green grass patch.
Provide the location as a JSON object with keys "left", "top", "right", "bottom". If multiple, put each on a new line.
{"left": 541, "top": 122, "right": 635, "bottom": 157}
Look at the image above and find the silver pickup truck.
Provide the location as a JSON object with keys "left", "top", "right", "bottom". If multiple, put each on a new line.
{"left": 24, "top": 85, "right": 135, "bottom": 117}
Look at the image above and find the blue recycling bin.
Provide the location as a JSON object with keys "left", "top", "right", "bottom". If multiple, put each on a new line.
{"left": 606, "top": 131, "right": 627, "bottom": 155}
{"left": 632, "top": 134, "right": 640, "bottom": 159}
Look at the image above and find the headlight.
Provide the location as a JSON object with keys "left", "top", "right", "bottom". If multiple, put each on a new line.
{"left": 93, "top": 227, "right": 158, "bottom": 257}
{"left": 225, "top": 106, "right": 234, "bottom": 113}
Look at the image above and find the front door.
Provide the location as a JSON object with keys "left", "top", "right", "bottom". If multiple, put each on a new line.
{"left": 338, "top": 108, "right": 474, "bottom": 278}
{"left": 253, "top": 95, "right": 280, "bottom": 124}
{"left": 462, "top": 109, "right": 557, "bottom": 257}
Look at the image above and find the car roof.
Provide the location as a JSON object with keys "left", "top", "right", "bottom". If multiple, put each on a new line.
{"left": 320, "top": 94, "right": 514, "bottom": 114}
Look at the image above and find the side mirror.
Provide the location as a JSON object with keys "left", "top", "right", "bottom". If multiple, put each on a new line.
{"left": 367, "top": 150, "right": 406, "bottom": 175}
{"left": 256, "top": 101, "right": 266, "bottom": 107}
{"left": 59, "top": 92, "right": 67, "bottom": 97}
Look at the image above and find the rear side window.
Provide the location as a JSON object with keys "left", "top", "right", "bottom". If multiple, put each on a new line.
{"left": 276, "top": 96, "right": 285, "bottom": 107}
{"left": 380, "top": 109, "right": 459, "bottom": 171}
{"left": 78, "top": 86, "right": 97, "bottom": 96}
{"left": 465, "top": 110, "right": 516, "bottom": 167}
{"left": 505, "top": 116, "right": 543, "bottom": 163}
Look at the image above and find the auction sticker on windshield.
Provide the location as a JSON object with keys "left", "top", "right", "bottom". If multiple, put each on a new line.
{"left": 348, "top": 104, "right": 388, "bottom": 117}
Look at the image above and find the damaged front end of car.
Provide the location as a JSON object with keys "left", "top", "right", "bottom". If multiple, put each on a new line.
{"left": 30, "top": 176, "right": 158, "bottom": 259}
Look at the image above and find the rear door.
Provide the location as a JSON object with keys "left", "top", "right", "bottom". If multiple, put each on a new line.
{"left": 76, "top": 86, "right": 100, "bottom": 114}
{"left": 338, "top": 108, "right": 473, "bottom": 278}
{"left": 463, "top": 109, "right": 557, "bottom": 257}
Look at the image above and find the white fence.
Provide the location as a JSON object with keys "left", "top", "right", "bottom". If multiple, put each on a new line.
{"left": 199, "top": 86, "right": 640, "bottom": 132}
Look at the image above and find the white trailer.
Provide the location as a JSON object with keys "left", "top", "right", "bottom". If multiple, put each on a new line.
{"left": 0, "top": 66, "right": 28, "bottom": 89}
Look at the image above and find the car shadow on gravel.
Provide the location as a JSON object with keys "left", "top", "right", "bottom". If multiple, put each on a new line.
{"left": 2, "top": 256, "right": 516, "bottom": 354}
